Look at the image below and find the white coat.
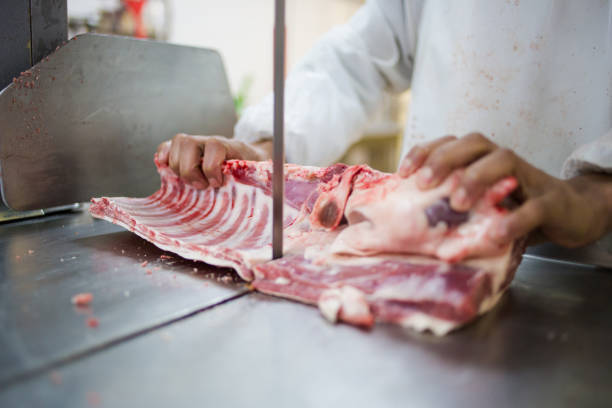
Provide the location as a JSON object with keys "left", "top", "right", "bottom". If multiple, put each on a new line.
{"left": 235, "top": 0, "right": 612, "bottom": 179}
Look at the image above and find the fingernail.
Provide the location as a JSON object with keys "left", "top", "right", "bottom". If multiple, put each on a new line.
{"left": 417, "top": 167, "right": 434, "bottom": 188}
{"left": 399, "top": 158, "right": 413, "bottom": 176}
{"left": 452, "top": 188, "right": 469, "bottom": 209}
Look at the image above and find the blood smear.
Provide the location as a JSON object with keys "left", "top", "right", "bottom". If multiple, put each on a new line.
{"left": 71, "top": 292, "right": 93, "bottom": 306}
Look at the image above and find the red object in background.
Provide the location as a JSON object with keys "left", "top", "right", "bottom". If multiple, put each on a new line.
{"left": 123, "top": 0, "right": 148, "bottom": 38}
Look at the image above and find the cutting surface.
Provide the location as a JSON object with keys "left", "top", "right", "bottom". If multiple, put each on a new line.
{"left": 1, "top": 255, "right": 610, "bottom": 407}
{"left": 0, "top": 208, "right": 247, "bottom": 385}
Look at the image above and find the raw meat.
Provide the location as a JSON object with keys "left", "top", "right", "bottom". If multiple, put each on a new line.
{"left": 71, "top": 292, "right": 93, "bottom": 306}
{"left": 86, "top": 317, "right": 99, "bottom": 328}
{"left": 90, "top": 156, "right": 524, "bottom": 335}
{"left": 252, "top": 245, "right": 524, "bottom": 335}
{"left": 318, "top": 168, "right": 518, "bottom": 262}
{"left": 91, "top": 159, "right": 348, "bottom": 280}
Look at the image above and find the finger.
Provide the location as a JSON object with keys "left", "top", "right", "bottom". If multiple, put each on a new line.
{"left": 201, "top": 139, "right": 227, "bottom": 188}
{"left": 178, "top": 139, "right": 208, "bottom": 189}
{"left": 168, "top": 134, "right": 186, "bottom": 175}
{"left": 489, "top": 197, "right": 546, "bottom": 245}
{"left": 219, "top": 138, "right": 249, "bottom": 160}
{"left": 156, "top": 141, "right": 171, "bottom": 164}
{"left": 483, "top": 176, "right": 519, "bottom": 206}
{"left": 399, "top": 135, "right": 457, "bottom": 177}
{"left": 450, "top": 148, "right": 517, "bottom": 211}
{"left": 418, "top": 132, "right": 495, "bottom": 189}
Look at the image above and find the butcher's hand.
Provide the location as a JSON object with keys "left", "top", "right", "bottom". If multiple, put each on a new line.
{"left": 399, "top": 132, "right": 612, "bottom": 248}
{"left": 157, "top": 134, "right": 273, "bottom": 189}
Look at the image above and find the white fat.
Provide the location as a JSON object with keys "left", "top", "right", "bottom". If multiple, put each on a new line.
{"left": 400, "top": 312, "right": 457, "bottom": 336}
{"left": 302, "top": 245, "right": 328, "bottom": 262}
{"left": 326, "top": 267, "right": 340, "bottom": 275}
{"left": 318, "top": 286, "right": 371, "bottom": 323}
{"left": 339, "top": 286, "right": 371, "bottom": 320}
{"left": 274, "top": 277, "right": 290, "bottom": 285}
{"left": 318, "top": 289, "right": 342, "bottom": 323}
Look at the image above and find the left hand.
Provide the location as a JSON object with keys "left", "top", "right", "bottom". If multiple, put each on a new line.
{"left": 398, "top": 132, "right": 612, "bottom": 248}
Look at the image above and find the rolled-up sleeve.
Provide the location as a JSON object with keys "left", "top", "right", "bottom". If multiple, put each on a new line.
{"left": 561, "top": 129, "right": 612, "bottom": 179}
{"left": 234, "top": 0, "right": 422, "bottom": 166}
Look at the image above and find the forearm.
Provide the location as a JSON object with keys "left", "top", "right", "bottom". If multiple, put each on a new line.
{"left": 234, "top": 2, "right": 412, "bottom": 166}
{"left": 252, "top": 140, "right": 273, "bottom": 161}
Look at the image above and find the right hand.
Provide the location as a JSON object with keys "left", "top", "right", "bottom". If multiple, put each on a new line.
{"left": 157, "top": 134, "right": 267, "bottom": 189}
{"left": 397, "top": 132, "right": 612, "bottom": 249}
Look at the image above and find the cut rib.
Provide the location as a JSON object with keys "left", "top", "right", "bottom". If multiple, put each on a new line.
{"left": 90, "top": 156, "right": 524, "bottom": 335}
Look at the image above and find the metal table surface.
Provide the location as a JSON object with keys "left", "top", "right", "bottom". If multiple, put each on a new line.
{"left": 0, "top": 208, "right": 247, "bottom": 385}
{"left": 1, "top": 211, "right": 612, "bottom": 407}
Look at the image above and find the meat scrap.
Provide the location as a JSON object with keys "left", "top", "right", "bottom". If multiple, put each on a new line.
{"left": 86, "top": 317, "right": 99, "bottom": 328}
{"left": 90, "top": 156, "right": 524, "bottom": 335}
{"left": 71, "top": 293, "right": 93, "bottom": 307}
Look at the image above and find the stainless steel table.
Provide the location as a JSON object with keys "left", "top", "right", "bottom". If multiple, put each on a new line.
{"left": 0, "top": 208, "right": 247, "bottom": 385}
{"left": 1, "top": 209, "right": 611, "bottom": 407}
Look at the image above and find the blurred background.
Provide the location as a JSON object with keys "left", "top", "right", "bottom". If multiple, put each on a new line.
{"left": 67, "top": 0, "right": 409, "bottom": 172}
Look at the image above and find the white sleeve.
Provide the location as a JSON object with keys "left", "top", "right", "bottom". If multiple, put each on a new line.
{"left": 234, "top": 0, "right": 422, "bottom": 166}
{"left": 561, "top": 129, "right": 612, "bottom": 178}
